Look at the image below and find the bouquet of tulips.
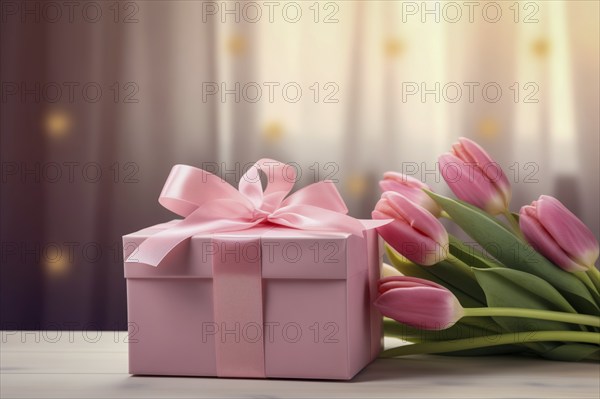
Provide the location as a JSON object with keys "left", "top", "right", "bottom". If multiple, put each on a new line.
{"left": 373, "top": 138, "right": 600, "bottom": 362}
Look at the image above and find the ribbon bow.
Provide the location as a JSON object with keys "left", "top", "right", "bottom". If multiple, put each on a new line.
{"left": 130, "top": 159, "right": 378, "bottom": 266}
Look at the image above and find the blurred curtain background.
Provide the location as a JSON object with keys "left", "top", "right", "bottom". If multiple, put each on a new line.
{"left": 1, "top": 0, "right": 598, "bottom": 329}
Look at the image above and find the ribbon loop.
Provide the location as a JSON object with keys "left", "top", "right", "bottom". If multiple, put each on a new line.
{"left": 239, "top": 159, "right": 296, "bottom": 213}
{"left": 159, "top": 164, "right": 250, "bottom": 217}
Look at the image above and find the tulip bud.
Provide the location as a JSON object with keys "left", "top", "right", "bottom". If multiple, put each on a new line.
{"left": 374, "top": 276, "right": 464, "bottom": 330}
{"left": 372, "top": 192, "right": 448, "bottom": 266}
{"left": 379, "top": 172, "right": 442, "bottom": 217}
{"left": 520, "top": 195, "right": 599, "bottom": 272}
{"left": 438, "top": 137, "right": 511, "bottom": 215}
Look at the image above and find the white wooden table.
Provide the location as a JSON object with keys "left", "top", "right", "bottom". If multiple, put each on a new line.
{"left": 1, "top": 332, "right": 598, "bottom": 398}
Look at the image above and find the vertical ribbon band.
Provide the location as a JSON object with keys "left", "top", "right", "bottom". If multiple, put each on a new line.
{"left": 211, "top": 236, "right": 265, "bottom": 378}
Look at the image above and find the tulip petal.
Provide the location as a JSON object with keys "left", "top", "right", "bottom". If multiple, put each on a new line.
{"left": 520, "top": 205, "right": 588, "bottom": 272}
{"left": 374, "top": 286, "right": 464, "bottom": 330}
{"left": 379, "top": 275, "right": 447, "bottom": 291}
{"left": 373, "top": 198, "right": 401, "bottom": 220}
{"left": 382, "top": 192, "right": 448, "bottom": 246}
{"left": 373, "top": 211, "right": 446, "bottom": 266}
{"left": 379, "top": 180, "right": 425, "bottom": 205}
{"left": 458, "top": 137, "right": 511, "bottom": 205}
{"left": 382, "top": 172, "right": 430, "bottom": 189}
{"left": 379, "top": 280, "right": 426, "bottom": 293}
{"left": 536, "top": 196, "right": 599, "bottom": 267}
{"left": 379, "top": 178, "right": 441, "bottom": 217}
{"left": 439, "top": 153, "right": 506, "bottom": 215}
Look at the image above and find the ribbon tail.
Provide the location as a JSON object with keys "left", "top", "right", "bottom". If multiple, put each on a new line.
{"left": 269, "top": 205, "right": 368, "bottom": 237}
{"left": 126, "top": 217, "right": 261, "bottom": 266}
{"left": 128, "top": 196, "right": 262, "bottom": 266}
{"left": 126, "top": 221, "right": 193, "bottom": 267}
{"left": 360, "top": 219, "right": 393, "bottom": 230}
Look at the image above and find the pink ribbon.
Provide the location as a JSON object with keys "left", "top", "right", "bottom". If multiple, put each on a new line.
{"left": 129, "top": 159, "right": 381, "bottom": 266}
{"left": 211, "top": 236, "right": 265, "bottom": 378}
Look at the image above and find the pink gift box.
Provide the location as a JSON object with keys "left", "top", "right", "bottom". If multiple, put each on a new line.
{"left": 123, "top": 220, "right": 383, "bottom": 380}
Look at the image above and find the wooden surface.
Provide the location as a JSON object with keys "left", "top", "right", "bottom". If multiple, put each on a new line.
{"left": 1, "top": 332, "right": 599, "bottom": 398}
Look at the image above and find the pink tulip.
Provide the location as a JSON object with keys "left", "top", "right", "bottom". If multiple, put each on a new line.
{"left": 372, "top": 192, "right": 448, "bottom": 266}
{"left": 438, "top": 137, "right": 511, "bottom": 215}
{"left": 379, "top": 172, "right": 442, "bottom": 217}
{"left": 520, "top": 195, "right": 599, "bottom": 272}
{"left": 374, "top": 276, "right": 464, "bottom": 330}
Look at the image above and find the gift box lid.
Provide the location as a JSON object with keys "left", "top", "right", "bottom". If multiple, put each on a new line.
{"left": 123, "top": 220, "right": 381, "bottom": 280}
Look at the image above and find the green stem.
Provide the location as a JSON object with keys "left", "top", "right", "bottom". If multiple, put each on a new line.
{"left": 575, "top": 271, "right": 600, "bottom": 304}
{"left": 503, "top": 210, "right": 524, "bottom": 240}
{"left": 381, "top": 331, "right": 600, "bottom": 357}
{"left": 384, "top": 317, "right": 500, "bottom": 340}
{"left": 464, "top": 307, "right": 600, "bottom": 328}
{"left": 587, "top": 267, "right": 600, "bottom": 294}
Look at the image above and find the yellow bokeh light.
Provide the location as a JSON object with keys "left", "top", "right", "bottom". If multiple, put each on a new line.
{"left": 44, "top": 109, "right": 72, "bottom": 138}
{"left": 227, "top": 34, "right": 246, "bottom": 56}
{"left": 384, "top": 37, "right": 405, "bottom": 58}
{"left": 345, "top": 174, "right": 368, "bottom": 198}
{"left": 531, "top": 38, "right": 550, "bottom": 58}
{"left": 263, "top": 120, "right": 284, "bottom": 142}
{"left": 45, "top": 257, "right": 70, "bottom": 277}
{"left": 477, "top": 117, "right": 500, "bottom": 138}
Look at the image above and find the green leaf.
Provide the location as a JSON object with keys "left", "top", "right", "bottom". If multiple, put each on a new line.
{"left": 540, "top": 343, "right": 600, "bottom": 362}
{"left": 385, "top": 246, "right": 508, "bottom": 336}
{"left": 474, "top": 268, "right": 578, "bottom": 315}
{"left": 449, "top": 235, "right": 504, "bottom": 269}
{"left": 428, "top": 259, "right": 487, "bottom": 304}
{"left": 427, "top": 191, "right": 599, "bottom": 314}
{"left": 386, "top": 245, "right": 483, "bottom": 308}
{"left": 385, "top": 245, "right": 444, "bottom": 283}
{"left": 473, "top": 267, "right": 579, "bottom": 354}
{"left": 473, "top": 267, "right": 584, "bottom": 354}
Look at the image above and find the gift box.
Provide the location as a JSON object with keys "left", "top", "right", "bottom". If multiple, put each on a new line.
{"left": 122, "top": 159, "right": 386, "bottom": 380}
